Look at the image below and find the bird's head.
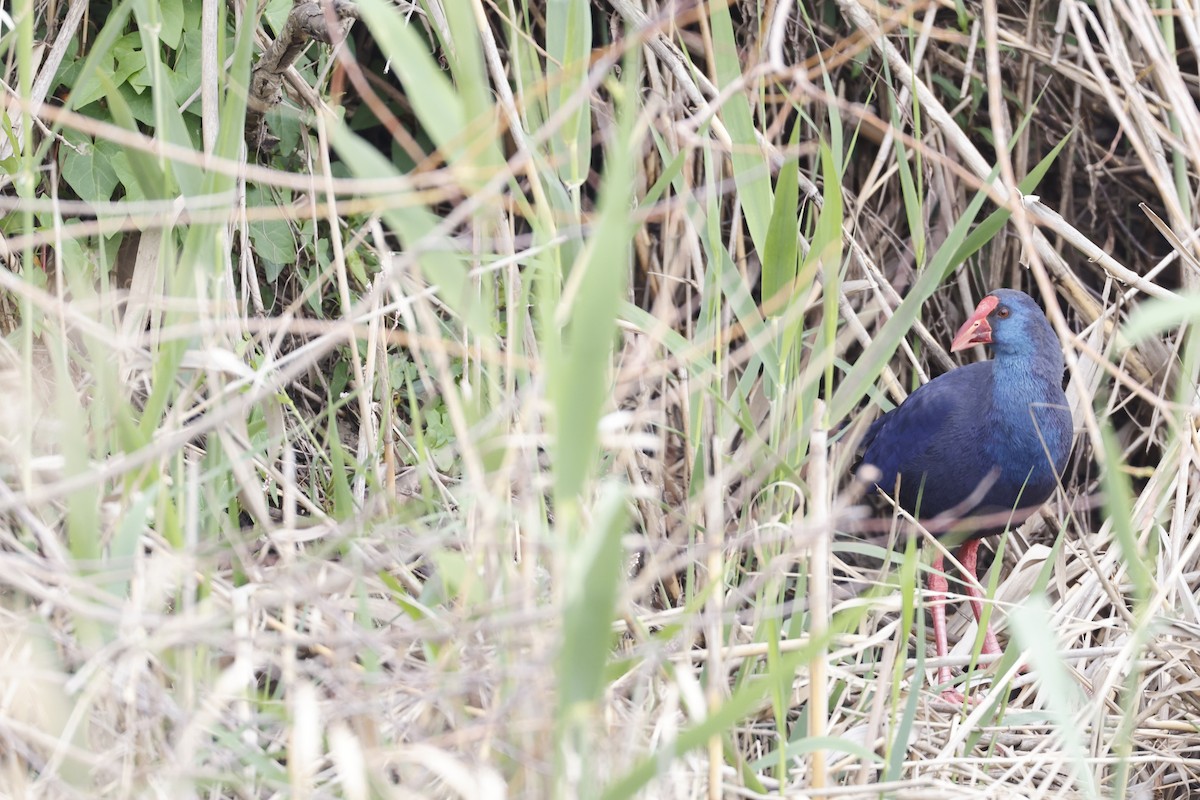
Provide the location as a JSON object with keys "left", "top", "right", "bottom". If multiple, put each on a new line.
{"left": 949, "top": 288, "right": 1057, "bottom": 359}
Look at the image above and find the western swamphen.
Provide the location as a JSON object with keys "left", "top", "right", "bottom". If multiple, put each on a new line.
{"left": 859, "top": 289, "right": 1073, "bottom": 702}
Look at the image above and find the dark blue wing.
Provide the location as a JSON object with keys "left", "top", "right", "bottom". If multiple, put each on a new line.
{"left": 860, "top": 362, "right": 996, "bottom": 520}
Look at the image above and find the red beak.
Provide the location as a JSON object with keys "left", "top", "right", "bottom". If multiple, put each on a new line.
{"left": 950, "top": 295, "right": 999, "bottom": 352}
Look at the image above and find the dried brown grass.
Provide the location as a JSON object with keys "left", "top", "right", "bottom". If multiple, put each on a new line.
{"left": 0, "top": 1, "right": 1198, "bottom": 799}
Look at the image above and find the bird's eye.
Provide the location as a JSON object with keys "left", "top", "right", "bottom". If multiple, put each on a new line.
{"left": 996, "top": 306, "right": 1011, "bottom": 319}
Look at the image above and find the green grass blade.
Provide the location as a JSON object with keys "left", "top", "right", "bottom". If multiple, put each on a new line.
{"left": 546, "top": 0, "right": 592, "bottom": 188}
{"left": 829, "top": 167, "right": 995, "bottom": 422}
{"left": 708, "top": 0, "right": 772, "bottom": 251}
{"left": 550, "top": 59, "right": 640, "bottom": 505}
{"left": 1123, "top": 291, "right": 1200, "bottom": 343}
{"left": 812, "top": 142, "right": 844, "bottom": 410}
{"left": 951, "top": 132, "right": 1072, "bottom": 265}
{"left": 1009, "top": 597, "right": 1100, "bottom": 799}
{"left": 557, "top": 481, "right": 628, "bottom": 717}
{"left": 761, "top": 126, "right": 801, "bottom": 317}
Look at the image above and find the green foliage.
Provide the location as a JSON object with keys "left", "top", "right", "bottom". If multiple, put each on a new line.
{"left": 246, "top": 187, "right": 298, "bottom": 272}
{"left": 761, "top": 127, "right": 801, "bottom": 319}
{"left": 709, "top": 0, "right": 772, "bottom": 251}
{"left": 60, "top": 131, "right": 121, "bottom": 201}
{"left": 549, "top": 66, "right": 641, "bottom": 510}
{"left": 1123, "top": 291, "right": 1200, "bottom": 342}
{"left": 546, "top": 0, "right": 593, "bottom": 189}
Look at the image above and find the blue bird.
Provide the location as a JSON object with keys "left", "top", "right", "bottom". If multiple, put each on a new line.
{"left": 860, "top": 289, "right": 1073, "bottom": 702}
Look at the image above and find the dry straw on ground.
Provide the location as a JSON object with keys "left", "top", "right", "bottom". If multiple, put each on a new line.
{"left": 0, "top": 1, "right": 1198, "bottom": 798}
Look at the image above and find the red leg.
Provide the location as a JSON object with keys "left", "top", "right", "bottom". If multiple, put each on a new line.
{"left": 927, "top": 553, "right": 965, "bottom": 703}
{"left": 955, "top": 540, "right": 1002, "bottom": 656}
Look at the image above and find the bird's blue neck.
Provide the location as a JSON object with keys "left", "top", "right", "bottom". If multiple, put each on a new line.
{"left": 987, "top": 336, "right": 1066, "bottom": 467}
{"left": 992, "top": 351, "right": 1062, "bottom": 396}
{"left": 990, "top": 322, "right": 1064, "bottom": 397}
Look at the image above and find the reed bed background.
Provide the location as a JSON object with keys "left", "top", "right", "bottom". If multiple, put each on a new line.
{"left": 0, "top": 0, "right": 1198, "bottom": 797}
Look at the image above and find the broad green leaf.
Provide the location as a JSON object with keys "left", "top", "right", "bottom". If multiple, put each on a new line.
{"left": 116, "top": 83, "right": 157, "bottom": 125}
{"left": 159, "top": 0, "right": 185, "bottom": 49}
{"left": 61, "top": 134, "right": 121, "bottom": 201}
{"left": 247, "top": 187, "right": 296, "bottom": 266}
{"left": 264, "top": 0, "right": 292, "bottom": 34}
{"left": 48, "top": 0, "right": 133, "bottom": 130}
{"left": 72, "top": 53, "right": 118, "bottom": 109}
{"left": 248, "top": 217, "right": 296, "bottom": 269}
{"left": 103, "top": 70, "right": 173, "bottom": 200}
{"left": 113, "top": 32, "right": 146, "bottom": 86}
{"left": 170, "top": 30, "right": 204, "bottom": 106}
{"left": 109, "top": 151, "right": 148, "bottom": 202}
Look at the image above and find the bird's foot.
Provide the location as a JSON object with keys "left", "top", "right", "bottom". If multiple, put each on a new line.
{"left": 938, "top": 688, "right": 972, "bottom": 706}
{"left": 932, "top": 671, "right": 982, "bottom": 707}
